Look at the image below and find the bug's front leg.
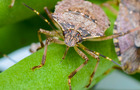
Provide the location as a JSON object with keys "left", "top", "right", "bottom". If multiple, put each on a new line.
{"left": 9, "top": 0, "right": 15, "bottom": 8}
{"left": 30, "top": 28, "right": 63, "bottom": 53}
{"left": 37, "top": 28, "right": 62, "bottom": 48}
{"left": 68, "top": 46, "right": 89, "bottom": 90}
{"left": 32, "top": 38, "right": 50, "bottom": 70}
{"left": 32, "top": 37, "right": 64, "bottom": 71}
{"left": 32, "top": 29, "right": 64, "bottom": 70}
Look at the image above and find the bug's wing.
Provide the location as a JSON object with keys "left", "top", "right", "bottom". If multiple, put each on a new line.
{"left": 121, "top": 46, "right": 140, "bottom": 74}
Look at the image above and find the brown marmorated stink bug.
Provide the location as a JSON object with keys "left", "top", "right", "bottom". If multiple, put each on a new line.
{"left": 23, "top": 0, "right": 140, "bottom": 89}
{"left": 113, "top": 0, "right": 140, "bottom": 74}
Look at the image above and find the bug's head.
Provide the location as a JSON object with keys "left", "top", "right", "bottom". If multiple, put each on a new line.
{"left": 63, "top": 29, "right": 82, "bottom": 47}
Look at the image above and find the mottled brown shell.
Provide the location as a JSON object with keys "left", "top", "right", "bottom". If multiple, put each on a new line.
{"left": 115, "top": 0, "right": 140, "bottom": 74}
{"left": 121, "top": 0, "right": 140, "bottom": 12}
{"left": 53, "top": 0, "right": 110, "bottom": 38}
{"left": 116, "top": 2, "right": 140, "bottom": 53}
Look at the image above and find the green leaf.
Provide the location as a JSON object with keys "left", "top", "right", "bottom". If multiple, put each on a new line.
{"left": 0, "top": 15, "right": 49, "bottom": 57}
{"left": 0, "top": 0, "right": 120, "bottom": 89}
{"left": 0, "top": 0, "right": 58, "bottom": 27}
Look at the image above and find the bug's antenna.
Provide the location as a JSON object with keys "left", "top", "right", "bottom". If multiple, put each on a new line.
{"left": 78, "top": 44, "right": 122, "bottom": 67}
{"left": 0, "top": 52, "right": 17, "bottom": 63}
{"left": 97, "top": 53, "right": 122, "bottom": 67}
{"left": 88, "top": 49, "right": 122, "bottom": 67}
{"left": 23, "top": 3, "right": 64, "bottom": 39}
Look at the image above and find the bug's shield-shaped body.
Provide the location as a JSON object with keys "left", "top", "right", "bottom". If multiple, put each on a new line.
{"left": 53, "top": 0, "right": 110, "bottom": 47}
{"left": 114, "top": 0, "right": 140, "bottom": 74}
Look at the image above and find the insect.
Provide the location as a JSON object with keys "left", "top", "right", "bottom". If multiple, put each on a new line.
{"left": 23, "top": 0, "right": 140, "bottom": 89}
{"left": 113, "top": 0, "right": 140, "bottom": 74}
{"left": 9, "top": 0, "right": 15, "bottom": 8}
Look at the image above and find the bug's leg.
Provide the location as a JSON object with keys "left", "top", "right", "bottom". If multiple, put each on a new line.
{"left": 85, "top": 59, "right": 100, "bottom": 88}
{"left": 32, "top": 38, "right": 50, "bottom": 70}
{"left": 9, "top": 0, "right": 15, "bottom": 8}
{"left": 32, "top": 37, "right": 64, "bottom": 71}
{"left": 30, "top": 28, "right": 63, "bottom": 53}
{"left": 32, "top": 29, "right": 64, "bottom": 70}
{"left": 62, "top": 46, "right": 70, "bottom": 60}
{"left": 78, "top": 44, "right": 121, "bottom": 87}
{"left": 68, "top": 46, "right": 89, "bottom": 90}
{"left": 38, "top": 28, "right": 62, "bottom": 48}
{"left": 103, "top": 66, "right": 122, "bottom": 75}
{"left": 103, "top": 68, "right": 112, "bottom": 75}
{"left": 39, "top": 29, "right": 62, "bottom": 38}
{"left": 86, "top": 26, "right": 140, "bottom": 41}
{"left": 23, "top": 3, "right": 64, "bottom": 39}
{"left": 77, "top": 44, "right": 100, "bottom": 88}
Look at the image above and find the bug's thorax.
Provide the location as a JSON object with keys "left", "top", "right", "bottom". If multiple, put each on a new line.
{"left": 63, "top": 29, "right": 82, "bottom": 47}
